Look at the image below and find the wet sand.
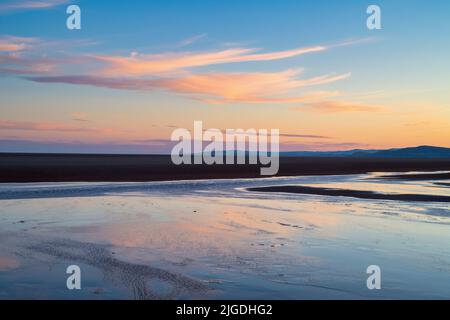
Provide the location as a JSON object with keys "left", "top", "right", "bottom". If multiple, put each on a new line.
{"left": 28, "top": 238, "right": 208, "bottom": 299}
{"left": 0, "top": 174, "right": 449, "bottom": 299}
{"left": 2, "top": 153, "right": 450, "bottom": 182}
{"left": 247, "top": 185, "right": 450, "bottom": 202}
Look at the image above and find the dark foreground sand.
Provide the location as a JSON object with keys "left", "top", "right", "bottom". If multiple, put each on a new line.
{"left": 2, "top": 153, "right": 450, "bottom": 182}
{"left": 247, "top": 185, "right": 450, "bottom": 202}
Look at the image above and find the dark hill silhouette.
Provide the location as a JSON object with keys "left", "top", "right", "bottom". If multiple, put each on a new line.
{"left": 282, "top": 146, "right": 450, "bottom": 158}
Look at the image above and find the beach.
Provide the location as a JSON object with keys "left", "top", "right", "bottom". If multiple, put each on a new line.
{"left": 0, "top": 171, "right": 449, "bottom": 299}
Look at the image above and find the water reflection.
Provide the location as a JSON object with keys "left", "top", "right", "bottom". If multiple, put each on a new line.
{"left": 0, "top": 172, "right": 449, "bottom": 299}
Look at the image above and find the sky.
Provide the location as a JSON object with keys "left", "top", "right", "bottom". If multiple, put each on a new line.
{"left": 0, "top": 0, "right": 449, "bottom": 153}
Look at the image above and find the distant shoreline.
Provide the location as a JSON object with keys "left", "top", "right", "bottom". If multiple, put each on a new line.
{"left": 2, "top": 153, "right": 450, "bottom": 183}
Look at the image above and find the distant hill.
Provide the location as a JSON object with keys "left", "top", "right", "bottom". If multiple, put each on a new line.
{"left": 281, "top": 146, "right": 450, "bottom": 158}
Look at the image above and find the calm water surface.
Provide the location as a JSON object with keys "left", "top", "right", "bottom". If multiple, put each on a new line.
{"left": 0, "top": 173, "right": 449, "bottom": 299}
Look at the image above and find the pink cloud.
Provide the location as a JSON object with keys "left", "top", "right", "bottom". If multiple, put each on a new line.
{"left": 0, "top": 53, "right": 61, "bottom": 74}
{"left": 0, "top": 36, "right": 99, "bottom": 76}
{"left": 0, "top": 36, "right": 37, "bottom": 52}
{"left": 0, "top": 119, "right": 108, "bottom": 133}
{"left": 300, "top": 100, "right": 386, "bottom": 113}
{"left": 28, "top": 69, "right": 348, "bottom": 104}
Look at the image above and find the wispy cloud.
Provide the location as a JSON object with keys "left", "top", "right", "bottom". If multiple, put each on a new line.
{"left": 93, "top": 45, "right": 326, "bottom": 77}
{"left": 0, "top": 53, "right": 61, "bottom": 74}
{"left": 1, "top": 37, "right": 372, "bottom": 105}
{"left": 0, "top": 36, "right": 37, "bottom": 52}
{"left": 279, "top": 133, "right": 333, "bottom": 139}
{"left": 0, "top": 0, "right": 69, "bottom": 13}
{"left": 70, "top": 112, "right": 90, "bottom": 122}
{"left": 0, "top": 139, "right": 174, "bottom": 154}
{"left": 300, "top": 100, "right": 385, "bottom": 113}
{"left": 0, "top": 119, "right": 106, "bottom": 133}
{"left": 0, "top": 38, "right": 94, "bottom": 75}
{"left": 177, "top": 34, "right": 207, "bottom": 48}
{"left": 90, "top": 38, "right": 372, "bottom": 77}
{"left": 28, "top": 70, "right": 348, "bottom": 104}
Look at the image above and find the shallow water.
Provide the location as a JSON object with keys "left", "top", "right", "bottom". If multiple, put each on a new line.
{"left": 0, "top": 173, "right": 449, "bottom": 299}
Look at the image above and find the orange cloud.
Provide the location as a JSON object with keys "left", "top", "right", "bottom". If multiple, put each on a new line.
{"left": 93, "top": 45, "right": 326, "bottom": 76}
{"left": 153, "top": 70, "right": 348, "bottom": 103}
